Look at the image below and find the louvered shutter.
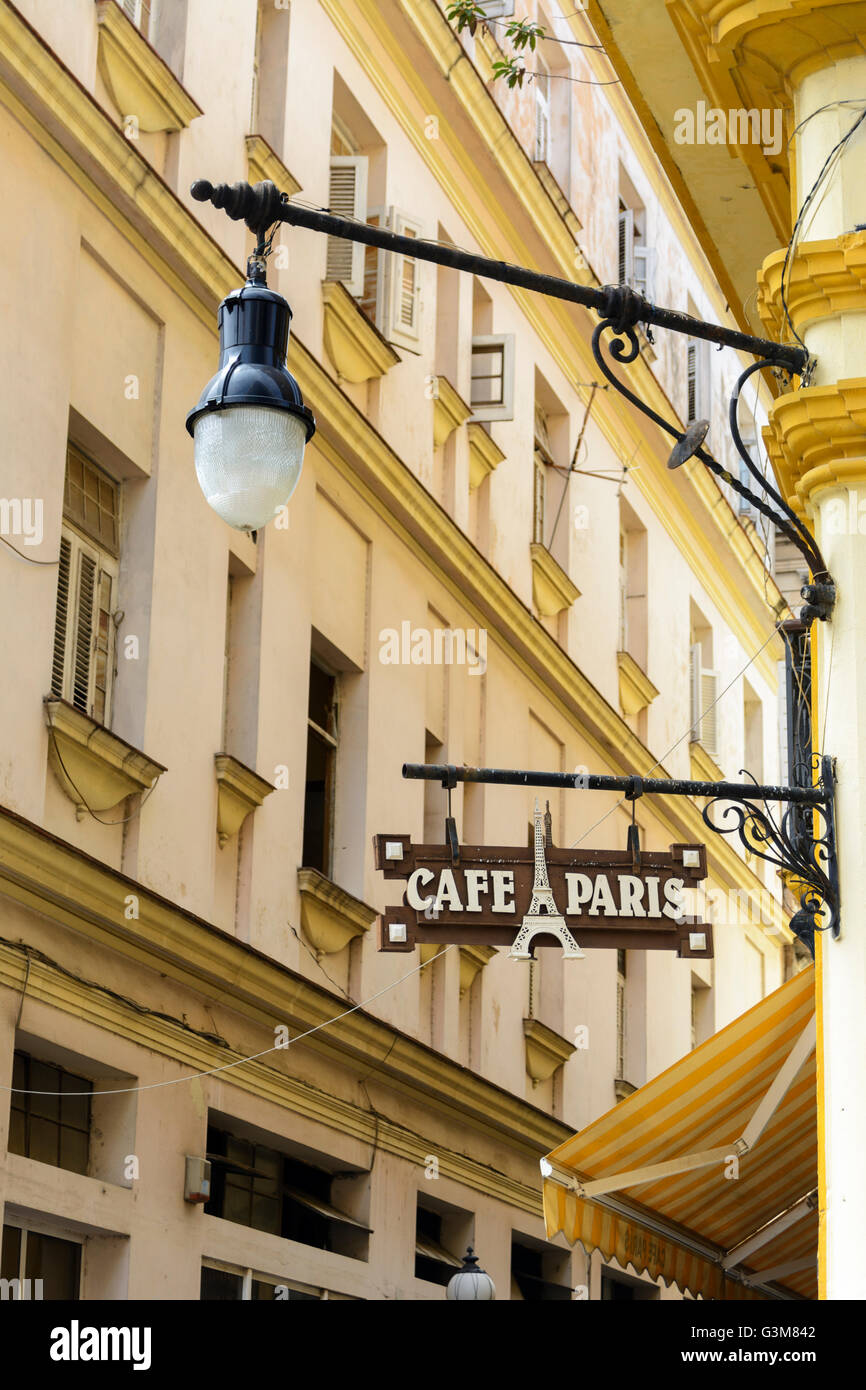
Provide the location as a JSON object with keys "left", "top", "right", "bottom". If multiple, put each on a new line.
{"left": 696, "top": 339, "right": 712, "bottom": 423}
{"left": 325, "top": 156, "right": 368, "bottom": 297}
{"left": 618, "top": 208, "right": 634, "bottom": 285}
{"left": 534, "top": 65, "right": 550, "bottom": 163}
{"left": 533, "top": 454, "right": 546, "bottom": 545}
{"left": 72, "top": 549, "right": 97, "bottom": 714}
{"left": 700, "top": 668, "right": 720, "bottom": 759}
{"left": 51, "top": 535, "right": 72, "bottom": 697}
{"left": 359, "top": 209, "right": 385, "bottom": 327}
{"left": 689, "top": 643, "right": 701, "bottom": 740}
{"left": 686, "top": 341, "right": 698, "bottom": 423}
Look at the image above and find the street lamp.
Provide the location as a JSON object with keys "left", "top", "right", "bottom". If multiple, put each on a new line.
{"left": 186, "top": 183, "right": 315, "bottom": 532}
{"left": 446, "top": 1247, "right": 496, "bottom": 1300}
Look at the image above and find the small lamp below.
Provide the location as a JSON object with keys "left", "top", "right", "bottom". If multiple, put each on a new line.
{"left": 667, "top": 418, "right": 709, "bottom": 470}
{"left": 446, "top": 1247, "right": 496, "bottom": 1300}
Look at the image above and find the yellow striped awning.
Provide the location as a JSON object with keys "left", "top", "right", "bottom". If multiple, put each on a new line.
{"left": 542, "top": 966, "right": 817, "bottom": 1300}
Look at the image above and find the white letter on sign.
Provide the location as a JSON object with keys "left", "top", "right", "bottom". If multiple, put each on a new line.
{"left": 589, "top": 875, "right": 617, "bottom": 916}
{"left": 565, "top": 873, "right": 593, "bottom": 914}
{"left": 407, "top": 868, "right": 434, "bottom": 909}
{"left": 464, "top": 869, "right": 489, "bottom": 912}
{"left": 617, "top": 875, "right": 646, "bottom": 917}
{"left": 435, "top": 869, "right": 463, "bottom": 912}
{"left": 490, "top": 871, "right": 515, "bottom": 913}
{"left": 663, "top": 878, "right": 685, "bottom": 919}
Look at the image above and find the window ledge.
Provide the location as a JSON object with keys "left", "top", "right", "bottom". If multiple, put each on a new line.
{"left": 530, "top": 543, "right": 581, "bottom": 616}
{"left": 532, "top": 160, "right": 583, "bottom": 240}
{"left": 44, "top": 696, "right": 165, "bottom": 818}
{"left": 321, "top": 281, "right": 400, "bottom": 383}
{"left": 523, "top": 1017, "right": 576, "bottom": 1086}
{"left": 689, "top": 741, "right": 724, "bottom": 783}
{"left": 433, "top": 376, "right": 472, "bottom": 448}
{"left": 214, "top": 754, "right": 275, "bottom": 847}
{"left": 467, "top": 422, "right": 505, "bottom": 490}
{"left": 245, "top": 134, "right": 302, "bottom": 199}
{"left": 297, "top": 868, "right": 377, "bottom": 957}
{"left": 459, "top": 944, "right": 498, "bottom": 996}
{"left": 95, "top": 0, "right": 202, "bottom": 132}
{"left": 616, "top": 651, "right": 659, "bottom": 717}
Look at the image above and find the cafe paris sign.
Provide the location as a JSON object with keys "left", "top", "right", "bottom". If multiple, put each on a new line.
{"left": 373, "top": 800, "right": 712, "bottom": 959}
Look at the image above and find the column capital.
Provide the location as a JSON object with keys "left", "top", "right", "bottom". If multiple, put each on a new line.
{"left": 758, "top": 231, "right": 866, "bottom": 340}
{"left": 764, "top": 378, "right": 866, "bottom": 506}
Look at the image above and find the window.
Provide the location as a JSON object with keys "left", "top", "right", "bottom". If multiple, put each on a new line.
{"left": 691, "top": 975, "right": 711, "bottom": 1050}
{"left": 511, "top": 1235, "right": 571, "bottom": 1300}
{"left": 303, "top": 662, "right": 337, "bottom": 874}
{"left": 325, "top": 149, "right": 368, "bottom": 296}
{"left": 743, "top": 680, "right": 763, "bottom": 783}
{"left": 121, "top": 0, "right": 151, "bottom": 38}
{"left": 689, "top": 643, "right": 720, "bottom": 759}
{"left": 200, "top": 1265, "right": 325, "bottom": 1301}
{"left": 414, "top": 1204, "right": 464, "bottom": 1287}
{"left": 615, "top": 949, "right": 626, "bottom": 1080}
{"left": 51, "top": 447, "right": 119, "bottom": 725}
{"left": 534, "top": 52, "right": 551, "bottom": 164}
{"left": 601, "top": 1265, "right": 659, "bottom": 1300}
{"left": 1, "top": 1224, "right": 81, "bottom": 1300}
{"left": 686, "top": 329, "right": 711, "bottom": 426}
{"left": 205, "top": 1125, "right": 368, "bottom": 1260}
{"left": 475, "top": 0, "right": 516, "bottom": 15}
{"left": 8, "top": 1051, "right": 91, "bottom": 1176}
{"left": 361, "top": 209, "right": 424, "bottom": 349}
{"left": 470, "top": 334, "right": 515, "bottom": 421}
{"left": 532, "top": 402, "right": 558, "bottom": 548}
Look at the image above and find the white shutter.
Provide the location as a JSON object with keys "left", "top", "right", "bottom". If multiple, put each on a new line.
{"left": 633, "top": 244, "right": 655, "bottom": 302}
{"left": 700, "top": 669, "right": 720, "bottom": 759}
{"left": 387, "top": 210, "right": 423, "bottom": 349}
{"left": 325, "top": 156, "right": 368, "bottom": 297}
{"left": 52, "top": 528, "right": 117, "bottom": 724}
{"left": 359, "top": 207, "right": 386, "bottom": 328}
{"left": 534, "top": 59, "right": 551, "bottom": 164}
{"left": 618, "top": 208, "right": 634, "bottom": 285}
{"left": 689, "top": 643, "right": 701, "bottom": 740}
{"left": 696, "top": 339, "right": 712, "bottom": 422}
{"left": 686, "top": 341, "right": 698, "bottom": 423}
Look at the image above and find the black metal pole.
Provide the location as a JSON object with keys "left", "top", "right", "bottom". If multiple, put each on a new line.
{"left": 189, "top": 179, "right": 809, "bottom": 375}
{"left": 402, "top": 762, "right": 830, "bottom": 805}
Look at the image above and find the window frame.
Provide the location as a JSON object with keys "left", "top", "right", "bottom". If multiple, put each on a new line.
{"left": 1, "top": 1221, "right": 83, "bottom": 1301}
{"left": 469, "top": 333, "right": 515, "bottom": 421}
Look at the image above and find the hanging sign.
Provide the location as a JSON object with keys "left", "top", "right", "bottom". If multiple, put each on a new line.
{"left": 373, "top": 802, "right": 712, "bottom": 959}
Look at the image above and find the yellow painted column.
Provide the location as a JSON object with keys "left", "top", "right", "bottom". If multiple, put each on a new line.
{"left": 762, "top": 54, "right": 866, "bottom": 1300}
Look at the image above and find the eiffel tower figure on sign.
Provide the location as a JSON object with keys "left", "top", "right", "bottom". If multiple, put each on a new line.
{"left": 510, "top": 800, "right": 585, "bottom": 960}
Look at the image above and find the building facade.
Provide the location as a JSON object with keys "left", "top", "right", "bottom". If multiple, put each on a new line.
{"left": 0, "top": 0, "right": 800, "bottom": 1301}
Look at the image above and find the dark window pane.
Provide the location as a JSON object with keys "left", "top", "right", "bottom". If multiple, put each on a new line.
{"left": 28, "top": 1061, "right": 61, "bottom": 1121}
{"left": 25, "top": 1232, "right": 80, "bottom": 1300}
{"left": 59, "top": 1126, "right": 89, "bottom": 1176}
{"left": 200, "top": 1267, "right": 243, "bottom": 1301}
{"left": 29, "top": 1117, "right": 61, "bottom": 1166}
{"left": 252, "top": 1279, "right": 284, "bottom": 1301}
{"left": 7, "top": 1107, "right": 26, "bottom": 1157}
{"left": 1, "top": 1226, "right": 21, "bottom": 1281}
{"left": 308, "top": 665, "right": 334, "bottom": 729}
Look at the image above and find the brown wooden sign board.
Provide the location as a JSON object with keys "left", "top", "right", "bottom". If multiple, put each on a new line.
{"left": 373, "top": 818, "right": 712, "bottom": 959}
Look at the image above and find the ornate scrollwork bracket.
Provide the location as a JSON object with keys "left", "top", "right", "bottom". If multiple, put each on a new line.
{"left": 700, "top": 755, "right": 838, "bottom": 956}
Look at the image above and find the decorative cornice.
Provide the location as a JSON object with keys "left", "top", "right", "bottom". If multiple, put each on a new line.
{"left": 94, "top": 0, "right": 202, "bottom": 132}
{"left": 297, "top": 868, "right": 376, "bottom": 957}
{"left": 523, "top": 1017, "right": 576, "bottom": 1085}
{"left": 43, "top": 697, "right": 165, "bottom": 817}
{"left": 616, "top": 651, "right": 659, "bottom": 717}
{"left": 763, "top": 378, "right": 866, "bottom": 504}
{"left": 467, "top": 422, "right": 505, "bottom": 491}
{"left": 459, "top": 944, "right": 498, "bottom": 996}
{"left": 432, "top": 375, "right": 472, "bottom": 448}
{"left": 689, "top": 740, "right": 724, "bottom": 784}
{"left": 757, "top": 232, "right": 866, "bottom": 341}
{"left": 244, "top": 133, "right": 302, "bottom": 199}
{"left": 0, "top": 803, "right": 569, "bottom": 1156}
{"left": 321, "top": 280, "right": 400, "bottom": 382}
{"left": 530, "top": 543, "right": 581, "bottom": 616}
{"left": 214, "top": 753, "right": 274, "bottom": 848}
